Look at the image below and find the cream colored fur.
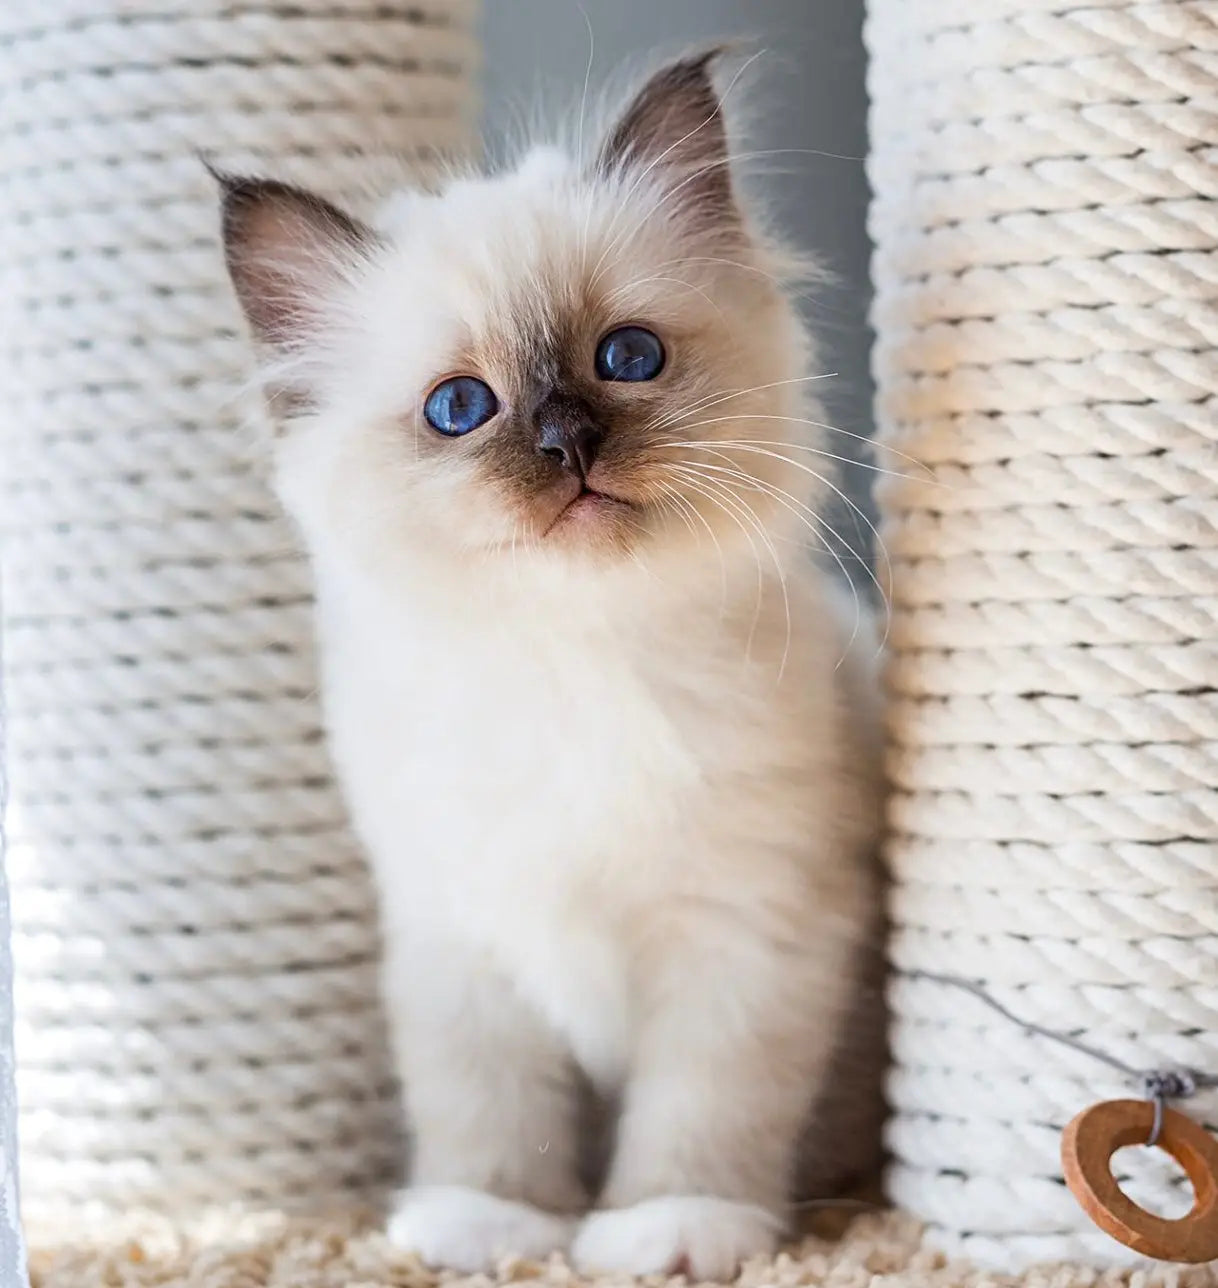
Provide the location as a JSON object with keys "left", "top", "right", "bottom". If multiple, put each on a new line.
{"left": 224, "top": 53, "right": 884, "bottom": 1282}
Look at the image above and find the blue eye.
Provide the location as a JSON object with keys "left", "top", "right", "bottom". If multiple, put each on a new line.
{"left": 595, "top": 326, "right": 665, "bottom": 382}
{"left": 424, "top": 376, "right": 499, "bottom": 436}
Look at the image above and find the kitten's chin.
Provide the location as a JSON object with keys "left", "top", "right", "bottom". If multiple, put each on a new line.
{"left": 540, "top": 486, "right": 639, "bottom": 551}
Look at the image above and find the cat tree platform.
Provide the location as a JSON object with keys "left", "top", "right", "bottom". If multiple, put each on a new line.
{"left": 27, "top": 1209, "right": 1218, "bottom": 1288}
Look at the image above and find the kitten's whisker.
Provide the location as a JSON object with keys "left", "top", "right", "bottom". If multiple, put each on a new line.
{"left": 655, "top": 485, "right": 729, "bottom": 615}
{"left": 670, "top": 458, "right": 850, "bottom": 644}
{"left": 669, "top": 443, "right": 889, "bottom": 645}
{"left": 719, "top": 479, "right": 792, "bottom": 682}
{"left": 672, "top": 442, "right": 892, "bottom": 649}
{"left": 656, "top": 485, "right": 699, "bottom": 543}
{"left": 657, "top": 417, "right": 935, "bottom": 482}
{"left": 671, "top": 471, "right": 768, "bottom": 665}
{"left": 640, "top": 372, "right": 839, "bottom": 437}
{"left": 667, "top": 465, "right": 792, "bottom": 679}
{"left": 627, "top": 544, "right": 659, "bottom": 584}
{"left": 693, "top": 442, "right": 892, "bottom": 642}
{"left": 681, "top": 441, "right": 888, "bottom": 566}
{"left": 670, "top": 458, "right": 868, "bottom": 658}
{"left": 706, "top": 476, "right": 793, "bottom": 683}
{"left": 646, "top": 390, "right": 934, "bottom": 492}
{"left": 646, "top": 376, "right": 834, "bottom": 443}
{"left": 693, "top": 467, "right": 869, "bottom": 670}
{"left": 659, "top": 490, "right": 698, "bottom": 541}
{"left": 675, "top": 485, "right": 729, "bottom": 613}
{"left": 812, "top": 513, "right": 874, "bottom": 664}
{"left": 712, "top": 435, "right": 936, "bottom": 482}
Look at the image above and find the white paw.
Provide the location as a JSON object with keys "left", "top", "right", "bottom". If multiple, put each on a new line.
{"left": 386, "top": 1185, "right": 576, "bottom": 1271}
{"left": 572, "top": 1195, "right": 781, "bottom": 1280}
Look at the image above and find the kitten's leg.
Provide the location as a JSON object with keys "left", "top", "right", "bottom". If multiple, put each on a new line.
{"left": 573, "top": 918, "right": 855, "bottom": 1279}
{"left": 384, "top": 938, "right": 584, "bottom": 1271}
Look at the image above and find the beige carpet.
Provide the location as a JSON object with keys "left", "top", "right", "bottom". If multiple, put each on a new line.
{"left": 27, "top": 1209, "right": 1218, "bottom": 1288}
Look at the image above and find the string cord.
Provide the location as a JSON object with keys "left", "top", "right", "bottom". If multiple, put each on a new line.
{"left": 908, "top": 971, "right": 1218, "bottom": 1147}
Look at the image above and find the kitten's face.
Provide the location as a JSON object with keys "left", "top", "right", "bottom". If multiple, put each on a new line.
{"left": 222, "top": 53, "right": 816, "bottom": 572}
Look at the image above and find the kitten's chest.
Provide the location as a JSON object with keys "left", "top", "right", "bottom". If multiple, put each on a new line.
{"left": 329, "top": 612, "right": 704, "bottom": 1082}
{"left": 327, "top": 606, "right": 704, "bottom": 886}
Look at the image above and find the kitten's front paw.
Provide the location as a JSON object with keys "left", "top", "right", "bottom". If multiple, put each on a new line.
{"left": 572, "top": 1195, "right": 781, "bottom": 1280}
{"left": 386, "top": 1185, "right": 576, "bottom": 1271}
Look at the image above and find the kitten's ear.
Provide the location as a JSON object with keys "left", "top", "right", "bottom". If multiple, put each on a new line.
{"left": 596, "top": 49, "right": 739, "bottom": 230}
{"left": 216, "top": 171, "right": 375, "bottom": 349}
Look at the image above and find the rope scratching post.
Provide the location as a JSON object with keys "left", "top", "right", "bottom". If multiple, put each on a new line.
{"left": 0, "top": 669, "right": 27, "bottom": 1283}
{"left": 866, "top": 0, "right": 1218, "bottom": 1269}
{"left": 0, "top": 1, "right": 478, "bottom": 1222}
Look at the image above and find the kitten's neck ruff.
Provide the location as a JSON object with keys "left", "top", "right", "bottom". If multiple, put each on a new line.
{"left": 316, "top": 521, "right": 796, "bottom": 644}
{"left": 307, "top": 529, "right": 813, "bottom": 714}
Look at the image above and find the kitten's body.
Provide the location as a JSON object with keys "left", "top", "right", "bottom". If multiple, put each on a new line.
{"left": 222, "top": 51, "right": 884, "bottom": 1280}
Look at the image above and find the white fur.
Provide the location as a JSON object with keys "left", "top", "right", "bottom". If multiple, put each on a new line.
{"left": 573, "top": 1197, "right": 781, "bottom": 1279}
{"left": 388, "top": 1186, "right": 577, "bottom": 1271}
{"left": 233, "top": 66, "right": 884, "bottom": 1279}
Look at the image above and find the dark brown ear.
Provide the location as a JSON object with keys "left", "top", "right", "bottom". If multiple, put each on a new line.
{"left": 596, "top": 49, "right": 739, "bottom": 231}
{"left": 215, "top": 171, "right": 375, "bottom": 349}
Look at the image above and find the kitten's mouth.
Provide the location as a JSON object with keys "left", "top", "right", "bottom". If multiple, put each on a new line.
{"left": 542, "top": 485, "right": 634, "bottom": 538}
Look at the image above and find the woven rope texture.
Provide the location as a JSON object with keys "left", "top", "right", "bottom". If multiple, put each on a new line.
{"left": 0, "top": 0, "right": 478, "bottom": 1221}
{"left": 866, "top": 0, "right": 1218, "bottom": 1269}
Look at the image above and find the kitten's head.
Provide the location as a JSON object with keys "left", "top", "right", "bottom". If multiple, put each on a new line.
{"left": 221, "top": 50, "right": 822, "bottom": 578}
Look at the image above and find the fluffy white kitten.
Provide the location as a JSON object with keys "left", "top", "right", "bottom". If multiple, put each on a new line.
{"left": 220, "top": 50, "right": 884, "bottom": 1281}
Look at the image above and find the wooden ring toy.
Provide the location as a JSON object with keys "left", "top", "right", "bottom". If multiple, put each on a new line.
{"left": 1062, "top": 1099, "right": 1218, "bottom": 1263}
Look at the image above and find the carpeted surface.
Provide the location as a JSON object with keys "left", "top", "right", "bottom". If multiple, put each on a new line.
{"left": 26, "top": 1210, "right": 1218, "bottom": 1288}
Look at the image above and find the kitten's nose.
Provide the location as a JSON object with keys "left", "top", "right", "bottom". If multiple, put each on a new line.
{"left": 535, "top": 397, "right": 603, "bottom": 478}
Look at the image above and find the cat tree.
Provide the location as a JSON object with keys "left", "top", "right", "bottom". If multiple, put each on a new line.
{"left": 2, "top": 0, "right": 1216, "bottom": 1283}
{"left": 0, "top": 0, "right": 479, "bottom": 1223}
{"left": 867, "top": 0, "right": 1218, "bottom": 1268}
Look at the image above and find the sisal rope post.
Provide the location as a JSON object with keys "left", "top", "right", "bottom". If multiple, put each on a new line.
{"left": 0, "top": 0, "right": 479, "bottom": 1222}
{"left": 0, "top": 646, "right": 28, "bottom": 1286}
{"left": 866, "top": 0, "right": 1218, "bottom": 1268}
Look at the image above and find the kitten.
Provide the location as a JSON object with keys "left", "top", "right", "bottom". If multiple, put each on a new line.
{"left": 219, "top": 49, "right": 884, "bottom": 1281}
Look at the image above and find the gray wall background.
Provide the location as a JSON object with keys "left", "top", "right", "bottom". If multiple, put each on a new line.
{"left": 479, "top": 0, "right": 875, "bottom": 561}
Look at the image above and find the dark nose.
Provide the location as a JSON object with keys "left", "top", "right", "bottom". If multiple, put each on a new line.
{"left": 535, "top": 398, "right": 603, "bottom": 479}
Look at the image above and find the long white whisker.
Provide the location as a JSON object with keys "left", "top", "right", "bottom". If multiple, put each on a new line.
{"left": 670, "top": 442, "right": 893, "bottom": 649}
{"left": 669, "top": 459, "right": 867, "bottom": 658}
{"left": 713, "top": 436, "right": 935, "bottom": 481}
{"left": 671, "top": 416, "right": 929, "bottom": 475}
{"left": 667, "top": 465, "right": 792, "bottom": 680}
{"left": 673, "top": 471, "right": 767, "bottom": 665}
{"left": 659, "top": 485, "right": 729, "bottom": 615}
{"left": 641, "top": 372, "right": 840, "bottom": 437}
{"left": 659, "top": 488, "right": 698, "bottom": 541}
{"left": 657, "top": 418, "right": 934, "bottom": 483}
{"left": 645, "top": 389, "right": 932, "bottom": 477}
{"left": 723, "top": 483, "right": 793, "bottom": 684}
